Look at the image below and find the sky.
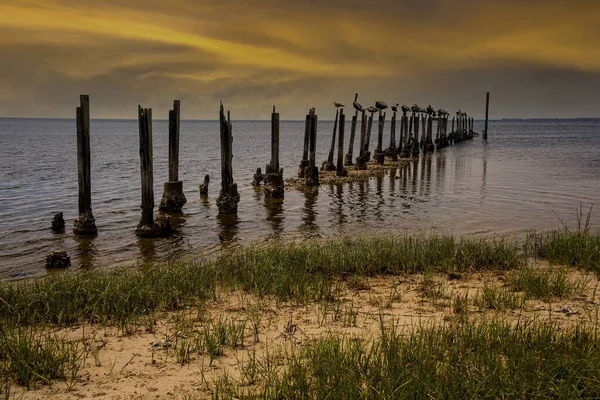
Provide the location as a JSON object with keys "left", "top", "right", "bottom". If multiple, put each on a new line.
{"left": 1, "top": 0, "right": 599, "bottom": 119}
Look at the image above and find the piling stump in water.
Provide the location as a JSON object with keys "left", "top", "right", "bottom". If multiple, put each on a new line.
{"left": 355, "top": 110, "right": 368, "bottom": 170}
{"left": 411, "top": 108, "right": 420, "bottom": 157}
{"left": 51, "top": 212, "right": 65, "bottom": 233}
{"left": 159, "top": 100, "right": 187, "bottom": 212}
{"left": 364, "top": 111, "right": 374, "bottom": 162}
{"left": 199, "top": 174, "right": 210, "bottom": 196}
{"left": 252, "top": 168, "right": 264, "bottom": 187}
{"left": 216, "top": 103, "right": 240, "bottom": 214}
{"left": 136, "top": 105, "right": 172, "bottom": 237}
{"left": 305, "top": 109, "right": 319, "bottom": 186}
{"left": 265, "top": 106, "right": 284, "bottom": 198}
{"left": 399, "top": 110, "right": 411, "bottom": 158}
{"left": 483, "top": 92, "right": 489, "bottom": 140}
{"left": 385, "top": 110, "right": 398, "bottom": 161}
{"left": 45, "top": 250, "right": 70, "bottom": 269}
{"left": 298, "top": 113, "right": 311, "bottom": 177}
{"left": 73, "top": 95, "right": 97, "bottom": 235}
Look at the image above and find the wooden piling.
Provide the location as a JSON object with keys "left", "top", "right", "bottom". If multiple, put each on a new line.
{"left": 159, "top": 100, "right": 186, "bottom": 212}
{"left": 355, "top": 110, "right": 367, "bottom": 169}
{"left": 336, "top": 109, "right": 347, "bottom": 177}
{"left": 411, "top": 113, "right": 420, "bottom": 157}
{"left": 298, "top": 113, "right": 310, "bottom": 177}
{"left": 364, "top": 112, "right": 374, "bottom": 161}
{"left": 306, "top": 109, "right": 319, "bottom": 185}
{"left": 216, "top": 102, "right": 240, "bottom": 214}
{"left": 138, "top": 106, "right": 154, "bottom": 228}
{"left": 265, "top": 105, "right": 284, "bottom": 198}
{"left": 483, "top": 92, "right": 489, "bottom": 140}
{"left": 374, "top": 111, "right": 386, "bottom": 164}
{"left": 322, "top": 109, "right": 338, "bottom": 171}
{"left": 344, "top": 111, "right": 358, "bottom": 165}
{"left": 400, "top": 113, "right": 411, "bottom": 158}
{"left": 387, "top": 111, "right": 398, "bottom": 161}
{"left": 73, "top": 94, "right": 97, "bottom": 235}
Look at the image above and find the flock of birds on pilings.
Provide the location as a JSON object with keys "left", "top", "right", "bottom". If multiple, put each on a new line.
{"left": 261, "top": 92, "right": 478, "bottom": 192}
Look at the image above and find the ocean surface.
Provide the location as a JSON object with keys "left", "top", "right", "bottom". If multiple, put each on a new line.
{"left": 0, "top": 117, "right": 599, "bottom": 279}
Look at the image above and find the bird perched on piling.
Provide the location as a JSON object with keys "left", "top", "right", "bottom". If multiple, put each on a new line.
{"left": 426, "top": 105, "right": 435, "bottom": 115}
{"left": 375, "top": 100, "right": 388, "bottom": 110}
{"left": 333, "top": 102, "right": 345, "bottom": 108}
{"left": 456, "top": 109, "right": 462, "bottom": 116}
{"left": 401, "top": 105, "right": 411, "bottom": 113}
{"left": 353, "top": 93, "right": 363, "bottom": 113}
{"left": 411, "top": 104, "right": 421, "bottom": 113}
{"left": 391, "top": 103, "right": 399, "bottom": 112}
{"left": 366, "top": 106, "right": 380, "bottom": 113}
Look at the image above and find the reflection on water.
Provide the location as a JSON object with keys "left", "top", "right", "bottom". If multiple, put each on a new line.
{"left": 264, "top": 197, "right": 284, "bottom": 238}
{"left": 74, "top": 235, "right": 97, "bottom": 269}
{"left": 1, "top": 118, "right": 600, "bottom": 278}
{"left": 217, "top": 214, "right": 240, "bottom": 247}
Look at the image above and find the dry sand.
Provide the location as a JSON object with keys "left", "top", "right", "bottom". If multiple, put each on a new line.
{"left": 13, "top": 263, "right": 599, "bottom": 400}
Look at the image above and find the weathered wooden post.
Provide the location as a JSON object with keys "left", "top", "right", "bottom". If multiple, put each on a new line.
{"left": 264, "top": 106, "right": 284, "bottom": 198}
{"left": 425, "top": 109, "right": 435, "bottom": 153}
{"left": 305, "top": 108, "right": 319, "bottom": 186}
{"left": 386, "top": 106, "right": 398, "bottom": 161}
{"left": 450, "top": 116, "right": 455, "bottom": 144}
{"left": 298, "top": 113, "right": 311, "bottom": 177}
{"left": 344, "top": 111, "right": 358, "bottom": 166}
{"left": 136, "top": 105, "right": 172, "bottom": 237}
{"left": 374, "top": 111, "right": 386, "bottom": 164}
{"left": 483, "top": 92, "right": 489, "bottom": 140}
{"left": 411, "top": 106, "right": 420, "bottom": 157}
{"left": 399, "top": 106, "right": 411, "bottom": 158}
{"left": 74, "top": 94, "right": 97, "bottom": 235}
{"left": 322, "top": 109, "right": 338, "bottom": 171}
{"left": 159, "top": 100, "right": 187, "bottom": 212}
{"left": 216, "top": 103, "right": 240, "bottom": 213}
{"left": 364, "top": 110, "right": 375, "bottom": 161}
{"left": 355, "top": 110, "right": 368, "bottom": 170}
{"left": 336, "top": 108, "right": 348, "bottom": 177}
{"left": 420, "top": 111, "right": 427, "bottom": 149}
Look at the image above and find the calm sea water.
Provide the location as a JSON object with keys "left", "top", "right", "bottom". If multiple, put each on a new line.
{"left": 0, "top": 117, "right": 598, "bottom": 279}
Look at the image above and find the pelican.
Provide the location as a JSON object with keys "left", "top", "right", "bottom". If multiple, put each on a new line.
{"left": 411, "top": 104, "right": 420, "bottom": 113}
{"left": 391, "top": 103, "right": 399, "bottom": 112}
{"left": 333, "top": 102, "right": 345, "bottom": 108}
{"left": 366, "top": 106, "right": 380, "bottom": 113}
{"left": 352, "top": 93, "right": 363, "bottom": 113}
{"left": 426, "top": 105, "right": 435, "bottom": 115}
{"left": 456, "top": 109, "right": 462, "bottom": 116}
{"left": 375, "top": 100, "right": 388, "bottom": 110}
{"left": 401, "top": 105, "right": 411, "bottom": 113}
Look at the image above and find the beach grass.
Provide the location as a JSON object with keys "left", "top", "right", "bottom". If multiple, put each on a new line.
{"left": 215, "top": 318, "right": 600, "bottom": 399}
{"left": 0, "top": 234, "right": 522, "bottom": 327}
{"left": 527, "top": 230, "right": 600, "bottom": 274}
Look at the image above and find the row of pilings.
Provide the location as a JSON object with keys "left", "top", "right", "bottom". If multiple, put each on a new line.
{"left": 55, "top": 93, "right": 490, "bottom": 243}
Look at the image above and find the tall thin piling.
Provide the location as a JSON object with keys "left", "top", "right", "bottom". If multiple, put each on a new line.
{"left": 364, "top": 111, "right": 374, "bottom": 161}
{"left": 298, "top": 113, "right": 311, "bottom": 177}
{"left": 74, "top": 94, "right": 97, "bottom": 235}
{"left": 374, "top": 111, "right": 386, "bottom": 164}
{"left": 265, "top": 105, "right": 284, "bottom": 198}
{"left": 483, "top": 92, "right": 489, "bottom": 140}
{"left": 336, "top": 109, "right": 347, "bottom": 176}
{"left": 345, "top": 111, "right": 358, "bottom": 166}
{"left": 159, "top": 100, "right": 187, "bottom": 212}
{"left": 411, "top": 110, "right": 420, "bottom": 157}
{"left": 216, "top": 102, "right": 240, "bottom": 213}
{"left": 387, "top": 110, "right": 398, "bottom": 161}
{"left": 322, "top": 109, "right": 338, "bottom": 171}
{"left": 355, "top": 110, "right": 367, "bottom": 169}
{"left": 306, "top": 109, "right": 319, "bottom": 185}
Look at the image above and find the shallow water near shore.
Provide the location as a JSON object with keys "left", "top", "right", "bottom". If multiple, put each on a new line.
{"left": 0, "top": 118, "right": 599, "bottom": 279}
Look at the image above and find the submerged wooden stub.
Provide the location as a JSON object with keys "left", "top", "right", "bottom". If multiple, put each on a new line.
{"left": 159, "top": 100, "right": 187, "bottom": 212}
{"left": 298, "top": 113, "right": 310, "bottom": 177}
{"left": 355, "top": 110, "right": 368, "bottom": 169}
{"left": 217, "top": 103, "right": 240, "bottom": 214}
{"left": 199, "top": 174, "right": 210, "bottom": 196}
{"left": 336, "top": 108, "right": 348, "bottom": 177}
{"left": 322, "top": 109, "right": 338, "bottom": 171}
{"left": 136, "top": 105, "right": 172, "bottom": 237}
{"left": 344, "top": 111, "right": 358, "bottom": 166}
{"left": 305, "top": 108, "right": 319, "bottom": 186}
{"left": 483, "top": 92, "right": 489, "bottom": 140}
{"left": 73, "top": 94, "right": 97, "bottom": 235}
{"left": 265, "top": 106, "right": 284, "bottom": 198}
{"left": 374, "top": 111, "right": 386, "bottom": 164}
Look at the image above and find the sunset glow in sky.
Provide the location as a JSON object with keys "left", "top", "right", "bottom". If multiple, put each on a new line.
{"left": 1, "top": 0, "right": 599, "bottom": 119}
